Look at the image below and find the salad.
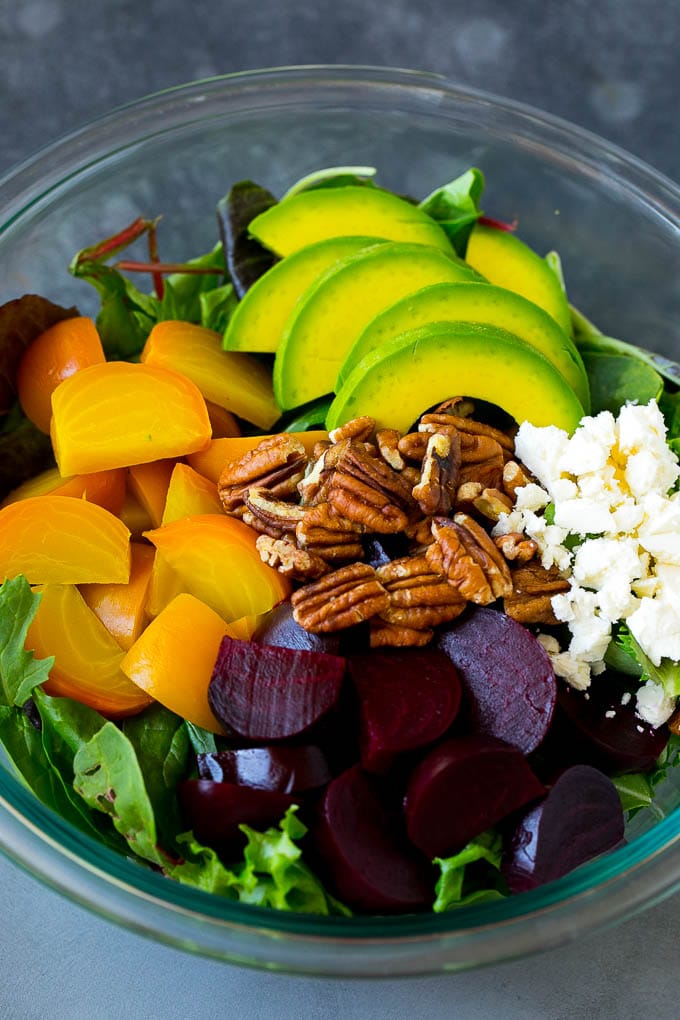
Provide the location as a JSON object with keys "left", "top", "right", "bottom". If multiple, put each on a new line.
{"left": 0, "top": 165, "right": 679, "bottom": 916}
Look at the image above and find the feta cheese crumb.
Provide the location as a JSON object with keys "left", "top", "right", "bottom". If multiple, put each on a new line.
{"left": 635, "top": 680, "right": 676, "bottom": 728}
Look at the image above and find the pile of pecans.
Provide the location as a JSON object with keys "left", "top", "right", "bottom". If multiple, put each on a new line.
{"left": 217, "top": 399, "right": 570, "bottom": 648}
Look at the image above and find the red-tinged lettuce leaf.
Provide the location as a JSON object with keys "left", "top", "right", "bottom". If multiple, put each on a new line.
{"left": 217, "top": 180, "right": 279, "bottom": 299}
{"left": 0, "top": 294, "right": 78, "bottom": 414}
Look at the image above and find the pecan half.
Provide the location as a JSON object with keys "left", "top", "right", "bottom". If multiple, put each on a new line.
{"left": 376, "top": 554, "right": 467, "bottom": 628}
{"left": 291, "top": 563, "right": 389, "bottom": 632}
{"left": 328, "top": 441, "right": 416, "bottom": 534}
{"left": 494, "top": 532, "right": 538, "bottom": 564}
{"left": 472, "top": 487, "right": 514, "bottom": 522}
{"left": 369, "top": 620, "right": 434, "bottom": 648}
{"left": 375, "top": 428, "right": 405, "bottom": 471}
{"left": 426, "top": 513, "right": 513, "bottom": 604}
{"left": 503, "top": 560, "right": 571, "bottom": 624}
{"left": 329, "top": 416, "right": 375, "bottom": 444}
{"left": 503, "top": 460, "right": 534, "bottom": 500}
{"left": 412, "top": 430, "right": 462, "bottom": 516}
{"left": 242, "top": 487, "right": 306, "bottom": 534}
{"left": 296, "top": 501, "right": 365, "bottom": 561}
{"left": 256, "top": 535, "right": 329, "bottom": 580}
{"left": 218, "top": 435, "right": 307, "bottom": 513}
{"left": 420, "top": 411, "right": 515, "bottom": 455}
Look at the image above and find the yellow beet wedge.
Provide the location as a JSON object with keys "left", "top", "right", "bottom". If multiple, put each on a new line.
{"left": 248, "top": 186, "right": 454, "bottom": 257}
{"left": 326, "top": 321, "right": 585, "bottom": 435}
{"left": 0, "top": 494, "right": 131, "bottom": 585}
{"left": 51, "top": 361, "right": 212, "bottom": 474}
{"left": 142, "top": 321, "right": 279, "bottom": 429}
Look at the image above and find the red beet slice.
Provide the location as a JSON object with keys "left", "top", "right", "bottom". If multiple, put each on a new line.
{"left": 197, "top": 745, "right": 333, "bottom": 794}
{"left": 404, "top": 733, "right": 545, "bottom": 858}
{"left": 437, "top": 606, "right": 557, "bottom": 754}
{"left": 347, "top": 648, "right": 462, "bottom": 772}
{"left": 314, "top": 764, "right": 433, "bottom": 913}
{"left": 502, "top": 764, "right": 625, "bottom": 893}
{"left": 208, "top": 636, "right": 346, "bottom": 741}
{"left": 253, "top": 600, "right": 369, "bottom": 655}
{"left": 553, "top": 676, "right": 669, "bottom": 773}
{"left": 177, "top": 779, "right": 296, "bottom": 857}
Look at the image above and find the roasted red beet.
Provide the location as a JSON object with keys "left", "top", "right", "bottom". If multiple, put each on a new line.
{"left": 551, "top": 676, "right": 669, "bottom": 773}
{"left": 314, "top": 764, "right": 433, "bottom": 913}
{"left": 253, "top": 601, "right": 343, "bottom": 654}
{"left": 502, "top": 764, "right": 625, "bottom": 893}
{"left": 197, "top": 745, "right": 333, "bottom": 794}
{"left": 177, "top": 779, "right": 296, "bottom": 857}
{"left": 404, "top": 733, "right": 545, "bottom": 858}
{"left": 208, "top": 636, "right": 346, "bottom": 741}
{"left": 437, "top": 606, "right": 557, "bottom": 754}
{"left": 253, "top": 600, "right": 369, "bottom": 655}
{"left": 347, "top": 648, "right": 462, "bottom": 772}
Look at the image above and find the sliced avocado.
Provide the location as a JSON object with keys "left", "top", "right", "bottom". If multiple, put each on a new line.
{"left": 326, "top": 321, "right": 585, "bottom": 435}
{"left": 339, "top": 281, "right": 590, "bottom": 411}
{"left": 273, "top": 243, "right": 482, "bottom": 410}
{"left": 223, "top": 235, "right": 384, "bottom": 353}
{"left": 248, "top": 187, "right": 454, "bottom": 257}
{"left": 465, "top": 224, "right": 572, "bottom": 336}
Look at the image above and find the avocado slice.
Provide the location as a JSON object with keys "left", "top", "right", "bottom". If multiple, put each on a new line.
{"left": 273, "top": 243, "right": 482, "bottom": 410}
{"left": 339, "top": 281, "right": 590, "bottom": 411}
{"left": 223, "top": 236, "right": 385, "bottom": 353}
{"left": 326, "top": 321, "right": 585, "bottom": 435}
{"left": 248, "top": 187, "right": 454, "bottom": 257}
{"left": 465, "top": 224, "right": 572, "bottom": 336}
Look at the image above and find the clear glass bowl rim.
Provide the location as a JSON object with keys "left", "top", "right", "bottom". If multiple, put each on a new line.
{"left": 0, "top": 64, "right": 679, "bottom": 975}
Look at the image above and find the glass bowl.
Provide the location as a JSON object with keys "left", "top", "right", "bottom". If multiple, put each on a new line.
{"left": 1, "top": 65, "right": 679, "bottom": 978}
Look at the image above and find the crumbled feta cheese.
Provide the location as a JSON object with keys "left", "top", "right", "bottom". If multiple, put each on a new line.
{"left": 605, "top": 710, "right": 616, "bottom": 719}
{"left": 537, "top": 633, "right": 592, "bottom": 690}
{"left": 507, "top": 400, "right": 680, "bottom": 687}
{"left": 635, "top": 680, "right": 676, "bottom": 728}
{"left": 621, "top": 691, "right": 632, "bottom": 706}
{"left": 627, "top": 597, "right": 680, "bottom": 666}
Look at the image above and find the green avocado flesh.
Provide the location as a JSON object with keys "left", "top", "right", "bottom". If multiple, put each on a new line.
{"left": 248, "top": 186, "right": 454, "bottom": 257}
{"left": 223, "top": 236, "right": 385, "bottom": 353}
{"left": 273, "top": 243, "right": 482, "bottom": 410}
{"left": 326, "top": 321, "right": 585, "bottom": 434}
{"left": 465, "top": 224, "right": 572, "bottom": 336}
{"left": 339, "top": 281, "right": 590, "bottom": 411}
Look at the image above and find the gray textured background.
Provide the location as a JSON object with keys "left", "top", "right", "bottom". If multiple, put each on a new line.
{"left": 1, "top": 1, "right": 679, "bottom": 1017}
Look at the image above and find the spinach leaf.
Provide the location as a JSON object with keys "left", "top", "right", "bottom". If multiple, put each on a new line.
{"left": 0, "top": 410, "right": 54, "bottom": 500}
{"left": 73, "top": 721, "right": 168, "bottom": 867}
{"left": 199, "top": 282, "right": 238, "bottom": 334}
{"left": 433, "top": 829, "right": 507, "bottom": 912}
{"left": 582, "top": 351, "right": 663, "bottom": 415}
{"left": 418, "top": 167, "right": 485, "bottom": 256}
{"left": 122, "top": 704, "right": 189, "bottom": 850}
{"left": 69, "top": 257, "right": 158, "bottom": 359}
{"left": 0, "top": 576, "right": 53, "bottom": 707}
{"left": 574, "top": 328, "right": 680, "bottom": 389}
{"left": 217, "top": 181, "right": 278, "bottom": 299}
{"left": 184, "top": 721, "right": 218, "bottom": 757}
{"left": 281, "top": 394, "right": 333, "bottom": 432}
{"left": 613, "top": 734, "right": 680, "bottom": 818}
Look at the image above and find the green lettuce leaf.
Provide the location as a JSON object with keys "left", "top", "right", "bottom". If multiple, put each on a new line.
{"left": 0, "top": 576, "right": 53, "bottom": 707}
{"left": 433, "top": 829, "right": 507, "bottom": 912}
{"left": 418, "top": 167, "right": 485, "bottom": 256}
{"left": 170, "top": 807, "right": 349, "bottom": 915}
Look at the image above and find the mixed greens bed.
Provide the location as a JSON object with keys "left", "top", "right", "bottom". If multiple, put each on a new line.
{"left": 0, "top": 166, "right": 679, "bottom": 917}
